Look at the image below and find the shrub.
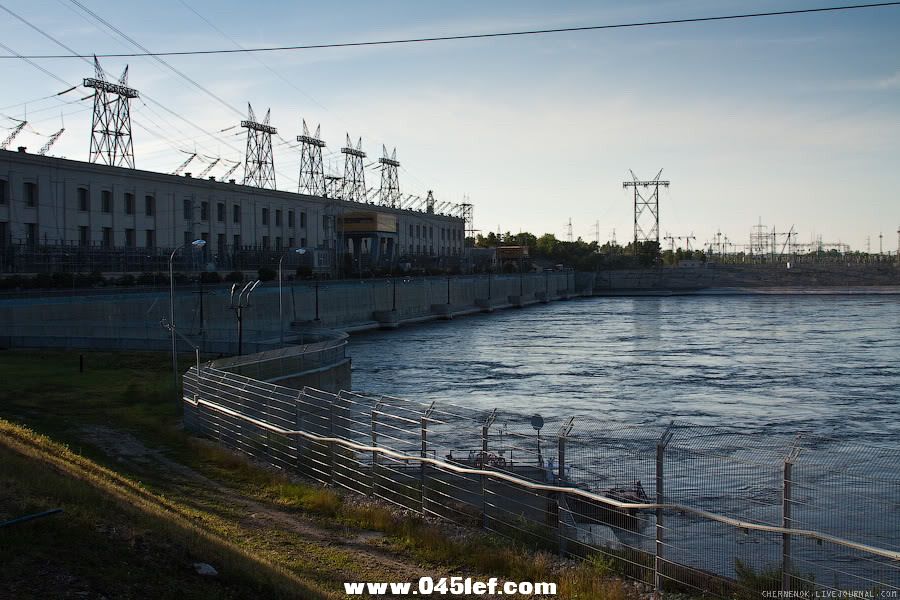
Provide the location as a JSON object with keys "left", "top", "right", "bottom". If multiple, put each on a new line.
{"left": 199, "top": 271, "right": 222, "bottom": 284}
{"left": 257, "top": 267, "right": 277, "bottom": 282}
{"left": 226, "top": 271, "right": 244, "bottom": 283}
{"left": 115, "top": 274, "right": 136, "bottom": 287}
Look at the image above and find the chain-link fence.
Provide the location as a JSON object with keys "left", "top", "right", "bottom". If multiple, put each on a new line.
{"left": 183, "top": 368, "right": 900, "bottom": 597}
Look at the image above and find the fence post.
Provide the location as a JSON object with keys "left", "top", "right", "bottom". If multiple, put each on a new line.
{"left": 557, "top": 417, "right": 575, "bottom": 556}
{"left": 655, "top": 422, "right": 675, "bottom": 599}
{"left": 481, "top": 409, "right": 497, "bottom": 530}
{"left": 327, "top": 393, "right": 336, "bottom": 484}
{"left": 421, "top": 402, "right": 435, "bottom": 518}
{"left": 294, "top": 390, "right": 304, "bottom": 470}
{"left": 372, "top": 399, "right": 382, "bottom": 498}
{"left": 782, "top": 444, "right": 802, "bottom": 592}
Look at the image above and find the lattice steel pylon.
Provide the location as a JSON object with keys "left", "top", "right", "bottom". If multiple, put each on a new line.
{"left": 325, "top": 175, "right": 343, "bottom": 199}
{"left": 460, "top": 202, "right": 474, "bottom": 238}
{"left": 623, "top": 169, "right": 669, "bottom": 255}
{"left": 425, "top": 190, "right": 436, "bottom": 214}
{"left": 297, "top": 119, "right": 326, "bottom": 196}
{"left": 83, "top": 56, "right": 138, "bottom": 169}
{"left": 378, "top": 145, "right": 401, "bottom": 207}
{"left": 341, "top": 134, "right": 366, "bottom": 203}
{"left": 241, "top": 104, "right": 277, "bottom": 189}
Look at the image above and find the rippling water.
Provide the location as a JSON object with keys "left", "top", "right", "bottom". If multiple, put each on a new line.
{"left": 349, "top": 295, "right": 900, "bottom": 437}
{"left": 348, "top": 295, "right": 900, "bottom": 579}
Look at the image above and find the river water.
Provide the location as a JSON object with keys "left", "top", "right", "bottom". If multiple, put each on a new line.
{"left": 349, "top": 294, "right": 900, "bottom": 438}
{"left": 348, "top": 294, "right": 900, "bottom": 582}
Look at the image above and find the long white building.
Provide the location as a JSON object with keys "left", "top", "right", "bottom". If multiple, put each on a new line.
{"left": 0, "top": 148, "right": 465, "bottom": 274}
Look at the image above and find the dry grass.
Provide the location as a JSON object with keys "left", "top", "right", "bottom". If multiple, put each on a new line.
{"left": 0, "top": 419, "right": 329, "bottom": 600}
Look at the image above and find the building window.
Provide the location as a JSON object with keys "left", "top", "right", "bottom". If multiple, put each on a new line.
{"left": 101, "top": 190, "right": 112, "bottom": 213}
{"left": 261, "top": 208, "right": 269, "bottom": 225}
{"left": 233, "top": 234, "right": 241, "bottom": 248}
{"left": 0, "top": 221, "right": 9, "bottom": 246}
{"left": 145, "top": 195, "right": 155, "bottom": 216}
{"left": 429, "top": 226, "right": 433, "bottom": 239}
{"left": 145, "top": 229, "right": 155, "bottom": 248}
{"left": 125, "top": 193, "right": 135, "bottom": 215}
{"left": 300, "top": 237, "right": 306, "bottom": 247}
{"left": 275, "top": 236, "right": 282, "bottom": 250}
{"left": 0, "top": 179, "right": 7, "bottom": 204}
{"left": 217, "top": 202, "right": 225, "bottom": 222}
{"left": 300, "top": 211, "right": 306, "bottom": 228}
{"left": 441, "top": 228, "right": 445, "bottom": 240}
{"left": 102, "top": 227, "right": 113, "bottom": 248}
{"left": 79, "top": 226, "right": 90, "bottom": 247}
{"left": 24, "top": 182, "right": 37, "bottom": 208}
{"left": 217, "top": 233, "right": 226, "bottom": 253}
{"left": 275, "top": 209, "right": 282, "bottom": 226}
{"left": 78, "top": 187, "right": 89, "bottom": 211}
{"left": 409, "top": 243, "right": 413, "bottom": 254}
{"left": 183, "top": 199, "right": 192, "bottom": 220}
{"left": 288, "top": 237, "right": 294, "bottom": 247}
{"left": 233, "top": 204, "right": 241, "bottom": 223}
{"left": 416, "top": 225, "right": 420, "bottom": 238}
{"left": 262, "top": 236, "right": 269, "bottom": 249}
{"left": 26, "top": 223, "right": 37, "bottom": 247}
{"left": 409, "top": 224, "right": 414, "bottom": 237}
{"left": 200, "top": 201, "right": 209, "bottom": 221}
{"left": 289, "top": 211, "right": 295, "bottom": 228}
{"left": 125, "top": 228, "right": 135, "bottom": 247}
{"left": 184, "top": 231, "right": 193, "bottom": 247}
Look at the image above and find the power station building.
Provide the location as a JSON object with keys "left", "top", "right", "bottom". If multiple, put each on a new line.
{"left": 0, "top": 148, "right": 466, "bottom": 275}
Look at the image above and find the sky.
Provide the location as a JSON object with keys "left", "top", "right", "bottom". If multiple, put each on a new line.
{"left": 1, "top": 0, "right": 899, "bottom": 252}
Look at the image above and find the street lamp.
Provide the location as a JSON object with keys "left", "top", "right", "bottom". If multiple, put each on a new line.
{"left": 169, "top": 238, "right": 206, "bottom": 395}
{"left": 278, "top": 248, "right": 307, "bottom": 345}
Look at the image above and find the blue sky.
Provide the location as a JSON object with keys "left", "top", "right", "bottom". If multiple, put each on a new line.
{"left": 1, "top": 0, "right": 899, "bottom": 252}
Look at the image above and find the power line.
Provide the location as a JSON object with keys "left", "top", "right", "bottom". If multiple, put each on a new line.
{"left": 2, "top": 2, "right": 898, "bottom": 59}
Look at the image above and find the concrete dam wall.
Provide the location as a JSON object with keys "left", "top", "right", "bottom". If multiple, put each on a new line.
{"left": 0, "top": 271, "right": 597, "bottom": 352}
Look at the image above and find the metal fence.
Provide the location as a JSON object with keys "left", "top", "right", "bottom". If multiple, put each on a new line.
{"left": 183, "top": 367, "right": 900, "bottom": 597}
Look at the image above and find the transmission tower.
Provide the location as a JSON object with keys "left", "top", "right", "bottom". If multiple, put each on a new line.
{"left": 460, "top": 202, "right": 474, "bottom": 238}
{"left": 623, "top": 169, "right": 669, "bottom": 255}
{"left": 378, "top": 145, "right": 401, "bottom": 207}
{"left": 1, "top": 120, "right": 27, "bottom": 150}
{"left": 566, "top": 218, "right": 574, "bottom": 242}
{"left": 425, "top": 190, "right": 436, "bottom": 214}
{"left": 297, "top": 119, "right": 326, "bottom": 196}
{"left": 38, "top": 127, "right": 65, "bottom": 156}
{"left": 241, "top": 104, "right": 277, "bottom": 189}
{"left": 750, "top": 218, "right": 769, "bottom": 256}
{"left": 83, "top": 57, "right": 138, "bottom": 169}
{"left": 325, "top": 175, "right": 343, "bottom": 199}
{"left": 594, "top": 221, "right": 600, "bottom": 245}
{"left": 341, "top": 134, "right": 366, "bottom": 203}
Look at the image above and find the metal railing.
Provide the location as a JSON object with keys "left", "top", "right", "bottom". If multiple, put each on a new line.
{"left": 183, "top": 367, "right": 900, "bottom": 597}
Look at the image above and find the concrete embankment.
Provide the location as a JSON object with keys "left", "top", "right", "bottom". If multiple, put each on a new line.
{"left": 0, "top": 271, "right": 596, "bottom": 352}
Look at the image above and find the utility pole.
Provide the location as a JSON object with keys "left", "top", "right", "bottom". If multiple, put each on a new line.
{"left": 623, "top": 169, "right": 669, "bottom": 256}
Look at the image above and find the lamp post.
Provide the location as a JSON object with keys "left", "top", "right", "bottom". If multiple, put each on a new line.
{"left": 278, "top": 248, "right": 307, "bottom": 345}
{"left": 168, "top": 239, "right": 206, "bottom": 395}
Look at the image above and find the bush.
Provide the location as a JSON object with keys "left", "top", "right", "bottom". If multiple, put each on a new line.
{"left": 257, "top": 267, "right": 276, "bottom": 282}
{"left": 114, "top": 274, "right": 136, "bottom": 287}
{"left": 225, "top": 271, "right": 244, "bottom": 283}
{"left": 199, "top": 271, "right": 222, "bottom": 284}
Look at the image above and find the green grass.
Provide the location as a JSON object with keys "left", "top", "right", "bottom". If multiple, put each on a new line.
{"left": 0, "top": 348, "right": 639, "bottom": 600}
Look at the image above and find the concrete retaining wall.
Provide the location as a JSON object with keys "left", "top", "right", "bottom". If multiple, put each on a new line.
{"left": 0, "top": 272, "right": 596, "bottom": 349}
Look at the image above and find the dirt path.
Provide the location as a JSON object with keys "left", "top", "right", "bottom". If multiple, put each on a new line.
{"left": 77, "top": 425, "right": 452, "bottom": 595}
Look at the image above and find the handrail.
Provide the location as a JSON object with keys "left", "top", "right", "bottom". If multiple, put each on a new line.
{"left": 184, "top": 392, "right": 900, "bottom": 563}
